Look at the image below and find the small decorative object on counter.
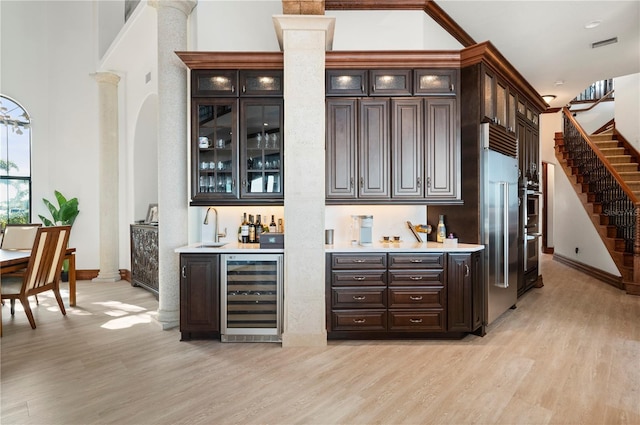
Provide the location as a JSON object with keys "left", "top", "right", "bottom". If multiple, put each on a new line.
{"left": 436, "top": 215, "right": 447, "bottom": 243}
{"left": 443, "top": 232, "right": 458, "bottom": 247}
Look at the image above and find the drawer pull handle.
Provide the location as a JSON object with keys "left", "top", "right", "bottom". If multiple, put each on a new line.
{"left": 353, "top": 318, "right": 366, "bottom": 324}
{"left": 352, "top": 295, "right": 366, "bottom": 301}
{"left": 409, "top": 259, "right": 423, "bottom": 263}
{"left": 409, "top": 318, "right": 423, "bottom": 323}
{"left": 352, "top": 259, "right": 366, "bottom": 263}
{"left": 465, "top": 264, "right": 470, "bottom": 277}
{"left": 352, "top": 276, "right": 366, "bottom": 281}
{"left": 409, "top": 276, "right": 423, "bottom": 281}
{"left": 409, "top": 295, "right": 423, "bottom": 301}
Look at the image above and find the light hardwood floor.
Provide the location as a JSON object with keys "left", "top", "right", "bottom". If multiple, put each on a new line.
{"left": 2, "top": 253, "right": 639, "bottom": 425}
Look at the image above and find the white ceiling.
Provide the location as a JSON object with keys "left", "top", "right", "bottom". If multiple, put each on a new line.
{"left": 435, "top": 0, "right": 640, "bottom": 108}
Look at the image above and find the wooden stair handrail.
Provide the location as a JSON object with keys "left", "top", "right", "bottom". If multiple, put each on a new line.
{"left": 569, "top": 89, "right": 615, "bottom": 113}
{"left": 562, "top": 107, "right": 639, "bottom": 204}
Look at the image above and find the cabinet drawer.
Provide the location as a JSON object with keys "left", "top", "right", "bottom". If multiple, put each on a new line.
{"left": 332, "top": 310, "right": 387, "bottom": 331}
{"left": 388, "top": 270, "right": 444, "bottom": 286}
{"left": 332, "top": 270, "right": 387, "bottom": 286}
{"left": 388, "top": 253, "right": 445, "bottom": 269}
{"left": 388, "top": 310, "right": 445, "bottom": 331}
{"left": 332, "top": 287, "right": 386, "bottom": 309}
{"left": 332, "top": 253, "right": 386, "bottom": 269}
{"left": 388, "top": 288, "right": 445, "bottom": 309}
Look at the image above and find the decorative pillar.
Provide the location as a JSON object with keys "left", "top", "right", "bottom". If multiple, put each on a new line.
{"left": 92, "top": 72, "right": 121, "bottom": 283}
{"left": 151, "top": 0, "right": 196, "bottom": 329}
{"left": 273, "top": 15, "right": 335, "bottom": 346}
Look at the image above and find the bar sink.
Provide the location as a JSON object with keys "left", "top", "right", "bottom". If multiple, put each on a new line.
{"left": 198, "top": 242, "right": 228, "bottom": 248}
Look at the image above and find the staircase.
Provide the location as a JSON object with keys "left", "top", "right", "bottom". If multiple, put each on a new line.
{"left": 554, "top": 108, "right": 640, "bottom": 295}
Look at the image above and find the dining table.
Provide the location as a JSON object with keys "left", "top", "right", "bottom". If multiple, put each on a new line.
{"left": 1, "top": 247, "right": 76, "bottom": 337}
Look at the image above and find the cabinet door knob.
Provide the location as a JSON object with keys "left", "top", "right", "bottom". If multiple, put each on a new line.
{"left": 450, "top": 84, "right": 454, "bottom": 92}
{"left": 417, "top": 177, "right": 422, "bottom": 188}
{"left": 350, "top": 177, "right": 354, "bottom": 189}
{"left": 426, "top": 177, "right": 431, "bottom": 188}
{"left": 231, "top": 85, "right": 235, "bottom": 93}
{"left": 359, "top": 177, "right": 364, "bottom": 188}
{"left": 242, "top": 85, "right": 246, "bottom": 93}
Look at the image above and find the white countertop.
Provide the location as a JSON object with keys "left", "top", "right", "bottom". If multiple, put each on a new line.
{"left": 175, "top": 242, "right": 284, "bottom": 254}
{"left": 175, "top": 241, "right": 483, "bottom": 253}
{"left": 325, "top": 241, "right": 484, "bottom": 253}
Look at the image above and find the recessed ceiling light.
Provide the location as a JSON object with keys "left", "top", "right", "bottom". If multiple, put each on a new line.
{"left": 585, "top": 20, "right": 602, "bottom": 29}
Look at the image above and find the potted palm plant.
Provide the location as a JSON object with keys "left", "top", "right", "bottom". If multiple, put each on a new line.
{"left": 38, "top": 190, "right": 79, "bottom": 281}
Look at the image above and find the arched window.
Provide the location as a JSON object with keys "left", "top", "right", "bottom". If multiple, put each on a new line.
{"left": 0, "top": 95, "right": 31, "bottom": 226}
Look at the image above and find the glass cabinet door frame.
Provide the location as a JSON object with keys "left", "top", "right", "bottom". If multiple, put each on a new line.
{"left": 191, "top": 98, "right": 239, "bottom": 203}
{"left": 239, "top": 98, "right": 284, "bottom": 199}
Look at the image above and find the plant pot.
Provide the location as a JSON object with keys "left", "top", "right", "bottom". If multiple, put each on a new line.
{"left": 60, "top": 271, "right": 69, "bottom": 282}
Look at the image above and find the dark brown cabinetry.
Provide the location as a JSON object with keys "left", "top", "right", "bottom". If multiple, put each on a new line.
{"left": 447, "top": 252, "right": 482, "bottom": 332}
{"left": 482, "top": 66, "right": 517, "bottom": 134}
{"left": 326, "top": 98, "right": 390, "bottom": 200}
{"left": 326, "top": 68, "right": 460, "bottom": 204}
{"left": 517, "top": 99, "right": 541, "bottom": 297}
{"left": 388, "top": 253, "right": 447, "bottom": 332}
{"left": 180, "top": 254, "right": 220, "bottom": 340}
{"left": 326, "top": 251, "right": 483, "bottom": 339}
{"left": 414, "top": 69, "right": 457, "bottom": 96}
{"left": 190, "top": 70, "right": 283, "bottom": 206}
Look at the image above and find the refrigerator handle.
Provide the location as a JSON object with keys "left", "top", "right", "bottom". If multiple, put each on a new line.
{"left": 495, "top": 181, "right": 509, "bottom": 288}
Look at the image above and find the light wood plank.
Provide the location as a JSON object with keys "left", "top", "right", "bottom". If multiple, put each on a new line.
{"left": 2, "top": 253, "right": 640, "bottom": 424}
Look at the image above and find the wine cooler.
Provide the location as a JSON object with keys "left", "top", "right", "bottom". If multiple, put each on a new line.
{"left": 220, "top": 254, "right": 283, "bottom": 342}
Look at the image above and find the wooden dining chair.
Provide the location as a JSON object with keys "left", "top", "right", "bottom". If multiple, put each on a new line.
{"left": 1, "top": 223, "right": 42, "bottom": 250}
{"left": 1, "top": 225, "right": 71, "bottom": 329}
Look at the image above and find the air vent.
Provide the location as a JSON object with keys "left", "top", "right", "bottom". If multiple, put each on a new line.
{"left": 489, "top": 124, "right": 518, "bottom": 158}
{"left": 591, "top": 37, "right": 618, "bottom": 48}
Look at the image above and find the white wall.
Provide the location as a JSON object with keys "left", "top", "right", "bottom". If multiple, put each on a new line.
{"left": 615, "top": 73, "right": 640, "bottom": 147}
{"left": 1, "top": 1, "right": 101, "bottom": 269}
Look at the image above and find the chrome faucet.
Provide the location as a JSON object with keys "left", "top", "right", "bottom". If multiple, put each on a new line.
{"left": 203, "top": 207, "right": 227, "bottom": 243}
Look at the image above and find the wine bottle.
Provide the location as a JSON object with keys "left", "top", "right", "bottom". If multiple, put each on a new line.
{"left": 248, "top": 214, "right": 256, "bottom": 243}
{"left": 436, "top": 215, "right": 446, "bottom": 243}
{"left": 255, "top": 214, "right": 263, "bottom": 242}
{"left": 269, "top": 215, "right": 277, "bottom": 233}
{"left": 241, "top": 213, "right": 249, "bottom": 243}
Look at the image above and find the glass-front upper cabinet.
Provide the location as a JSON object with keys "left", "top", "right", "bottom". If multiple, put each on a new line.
{"left": 240, "top": 98, "right": 283, "bottom": 199}
{"left": 189, "top": 69, "right": 284, "bottom": 206}
{"left": 192, "top": 99, "right": 238, "bottom": 203}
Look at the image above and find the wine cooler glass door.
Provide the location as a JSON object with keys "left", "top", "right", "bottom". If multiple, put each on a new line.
{"left": 221, "top": 254, "right": 283, "bottom": 342}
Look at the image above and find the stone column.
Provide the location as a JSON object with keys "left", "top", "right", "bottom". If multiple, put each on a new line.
{"left": 92, "top": 72, "right": 121, "bottom": 283}
{"left": 151, "top": 0, "right": 196, "bottom": 329}
{"left": 272, "top": 15, "right": 335, "bottom": 346}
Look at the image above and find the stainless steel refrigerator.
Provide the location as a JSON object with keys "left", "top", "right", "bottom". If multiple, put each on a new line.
{"left": 480, "top": 123, "right": 519, "bottom": 325}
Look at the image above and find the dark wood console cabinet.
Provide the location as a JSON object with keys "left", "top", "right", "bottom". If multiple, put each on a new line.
{"left": 326, "top": 251, "right": 483, "bottom": 339}
{"left": 130, "top": 224, "right": 159, "bottom": 298}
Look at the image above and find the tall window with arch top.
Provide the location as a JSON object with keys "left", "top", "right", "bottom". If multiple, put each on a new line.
{"left": 0, "top": 94, "right": 31, "bottom": 227}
